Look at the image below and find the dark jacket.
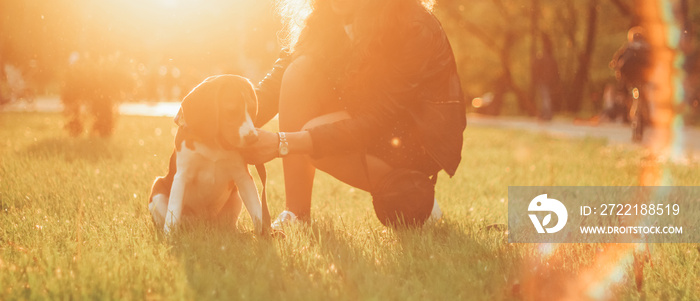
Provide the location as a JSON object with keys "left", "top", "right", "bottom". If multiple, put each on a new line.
{"left": 611, "top": 37, "right": 651, "bottom": 86}
{"left": 255, "top": 14, "right": 466, "bottom": 177}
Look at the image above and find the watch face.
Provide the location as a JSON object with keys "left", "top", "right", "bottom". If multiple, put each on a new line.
{"left": 280, "top": 145, "right": 289, "bottom": 156}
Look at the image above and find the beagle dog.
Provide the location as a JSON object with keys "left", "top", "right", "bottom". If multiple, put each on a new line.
{"left": 148, "top": 75, "right": 269, "bottom": 235}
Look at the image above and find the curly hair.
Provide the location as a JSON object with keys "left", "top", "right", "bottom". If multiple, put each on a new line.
{"left": 276, "top": 0, "right": 436, "bottom": 75}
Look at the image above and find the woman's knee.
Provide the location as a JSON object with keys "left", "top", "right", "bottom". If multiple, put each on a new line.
{"left": 281, "top": 55, "right": 334, "bottom": 96}
{"left": 301, "top": 111, "right": 351, "bottom": 131}
{"left": 283, "top": 55, "right": 316, "bottom": 82}
{"left": 280, "top": 56, "right": 323, "bottom": 109}
{"left": 279, "top": 56, "right": 338, "bottom": 131}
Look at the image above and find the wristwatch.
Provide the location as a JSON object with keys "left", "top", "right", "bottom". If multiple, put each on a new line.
{"left": 278, "top": 132, "right": 289, "bottom": 157}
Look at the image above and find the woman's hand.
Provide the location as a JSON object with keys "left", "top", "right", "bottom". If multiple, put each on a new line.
{"left": 241, "top": 129, "right": 314, "bottom": 165}
{"left": 241, "top": 129, "right": 279, "bottom": 165}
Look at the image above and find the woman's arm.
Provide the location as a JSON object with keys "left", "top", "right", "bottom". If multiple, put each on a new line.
{"left": 241, "top": 129, "right": 313, "bottom": 165}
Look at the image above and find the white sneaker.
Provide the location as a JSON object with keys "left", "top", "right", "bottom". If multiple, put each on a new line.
{"left": 271, "top": 210, "right": 298, "bottom": 231}
{"left": 426, "top": 199, "right": 443, "bottom": 224}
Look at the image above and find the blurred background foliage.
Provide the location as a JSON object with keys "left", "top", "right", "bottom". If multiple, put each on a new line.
{"left": 0, "top": 0, "right": 698, "bottom": 117}
{"left": 0, "top": 0, "right": 280, "bottom": 103}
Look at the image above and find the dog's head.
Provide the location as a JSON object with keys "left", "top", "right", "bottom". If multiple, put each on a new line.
{"left": 175, "top": 74, "right": 258, "bottom": 149}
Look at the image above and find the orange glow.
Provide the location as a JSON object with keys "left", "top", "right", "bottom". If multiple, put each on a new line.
{"left": 156, "top": 0, "right": 180, "bottom": 8}
{"left": 517, "top": 2, "right": 687, "bottom": 299}
{"left": 0, "top": 0, "right": 279, "bottom": 98}
{"left": 518, "top": 244, "right": 637, "bottom": 301}
{"left": 472, "top": 97, "right": 484, "bottom": 108}
{"left": 636, "top": 0, "right": 683, "bottom": 182}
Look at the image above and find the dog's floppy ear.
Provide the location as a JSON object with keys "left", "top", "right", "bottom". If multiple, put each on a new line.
{"left": 179, "top": 75, "right": 223, "bottom": 146}
{"left": 242, "top": 78, "right": 258, "bottom": 119}
{"left": 174, "top": 108, "right": 185, "bottom": 127}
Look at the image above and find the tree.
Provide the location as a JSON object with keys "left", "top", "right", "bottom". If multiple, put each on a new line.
{"left": 440, "top": 0, "right": 537, "bottom": 116}
{"left": 566, "top": 0, "right": 599, "bottom": 112}
{"left": 437, "top": 0, "right": 646, "bottom": 115}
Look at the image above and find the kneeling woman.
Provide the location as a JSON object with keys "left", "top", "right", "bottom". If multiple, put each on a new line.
{"left": 244, "top": 0, "right": 466, "bottom": 227}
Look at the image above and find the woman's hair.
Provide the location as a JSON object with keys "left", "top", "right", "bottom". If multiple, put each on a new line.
{"left": 277, "top": 0, "right": 436, "bottom": 74}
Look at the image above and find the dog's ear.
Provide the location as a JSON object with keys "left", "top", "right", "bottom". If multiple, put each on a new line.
{"left": 174, "top": 108, "right": 185, "bottom": 126}
{"left": 242, "top": 78, "right": 258, "bottom": 119}
{"left": 179, "top": 75, "right": 222, "bottom": 146}
{"left": 215, "top": 75, "right": 256, "bottom": 149}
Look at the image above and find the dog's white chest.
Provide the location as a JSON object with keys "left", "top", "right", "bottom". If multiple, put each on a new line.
{"left": 175, "top": 141, "right": 248, "bottom": 213}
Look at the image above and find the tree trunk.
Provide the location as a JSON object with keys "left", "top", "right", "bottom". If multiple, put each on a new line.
{"left": 502, "top": 33, "right": 538, "bottom": 116}
{"left": 443, "top": 0, "right": 537, "bottom": 116}
{"left": 609, "top": 0, "right": 632, "bottom": 16}
{"left": 530, "top": 0, "right": 541, "bottom": 108}
{"left": 679, "top": 0, "right": 691, "bottom": 53}
{"left": 0, "top": 41, "right": 6, "bottom": 105}
{"left": 567, "top": 0, "right": 599, "bottom": 112}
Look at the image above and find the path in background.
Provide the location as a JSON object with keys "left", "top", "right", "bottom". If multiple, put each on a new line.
{"left": 468, "top": 114, "right": 700, "bottom": 157}
{"left": 1, "top": 97, "right": 180, "bottom": 117}
{"left": 2, "top": 97, "right": 698, "bottom": 155}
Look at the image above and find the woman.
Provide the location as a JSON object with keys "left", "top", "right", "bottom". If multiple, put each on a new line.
{"left": 244, "top": 0, "right": 466, "bottom": 227}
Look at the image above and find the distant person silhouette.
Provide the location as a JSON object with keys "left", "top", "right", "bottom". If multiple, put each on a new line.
{"left": 610, "top": 27, "right": 652, "bottom": 142}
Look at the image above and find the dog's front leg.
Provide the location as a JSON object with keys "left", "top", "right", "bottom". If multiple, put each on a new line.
{"left": 236, "top": 173, "right": 263, "bottom": 235}
{"left": 164, "top": 174, "right": 186, "bottom": 235}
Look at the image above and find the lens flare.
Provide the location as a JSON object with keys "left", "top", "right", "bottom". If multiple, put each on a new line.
{"left": 518, "top": 1, "right": 687, "bottom": 299}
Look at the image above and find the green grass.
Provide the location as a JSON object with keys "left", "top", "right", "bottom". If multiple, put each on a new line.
{"left": 1, "top": 112, "right": 699, "bottom": 300}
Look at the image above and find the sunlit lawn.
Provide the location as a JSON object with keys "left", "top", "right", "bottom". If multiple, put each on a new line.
{"left": 1, "top": 112, "right": 698, "bottom": 300}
